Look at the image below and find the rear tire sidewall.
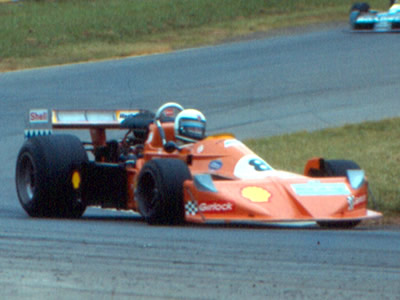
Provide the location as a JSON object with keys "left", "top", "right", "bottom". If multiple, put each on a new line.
{"left": 15, "top": 135, "right": 88, "bottom": 218}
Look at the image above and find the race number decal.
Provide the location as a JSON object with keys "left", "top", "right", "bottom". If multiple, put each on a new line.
{"left": 233, "top": 155, "right": 272, "bottom": 179}
{"left": 249, "top": 158, "right": 270, "bottom": 171}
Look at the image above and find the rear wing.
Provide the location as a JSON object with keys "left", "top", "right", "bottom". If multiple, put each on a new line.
{"left": 25, "top": 109, "right": 143, "bottom": 139}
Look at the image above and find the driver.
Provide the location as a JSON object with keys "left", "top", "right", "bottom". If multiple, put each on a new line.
{"left": 174, "top": 109, "right": 206, "bottom": 143}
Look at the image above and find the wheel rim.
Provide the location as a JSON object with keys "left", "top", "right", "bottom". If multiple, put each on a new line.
{"left": 139, "top": 171, "right": 159, "bottom": 215}
{"left": 16, "top": 153, "right": 36, "bottom": 206}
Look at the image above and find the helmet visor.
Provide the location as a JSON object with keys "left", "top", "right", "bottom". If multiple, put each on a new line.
{"left": 178, "top": 118, "right": 205, "bottom": 141}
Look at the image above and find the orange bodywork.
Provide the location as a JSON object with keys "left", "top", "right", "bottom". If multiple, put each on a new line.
{"left": 183, "top": 177, "right": 372, "bottom": 223}
{"left": 128, "top": 123, "right": 380, "bottom": 224}
{"left": 46, "top": 108, "right": 381, "bottom": 225}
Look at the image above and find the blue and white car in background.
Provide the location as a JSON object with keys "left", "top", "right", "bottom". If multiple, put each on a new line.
{"left": 350, "top": 1, "right": 400, "bottom": 32}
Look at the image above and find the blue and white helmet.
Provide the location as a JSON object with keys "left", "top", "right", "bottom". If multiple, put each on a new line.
{"left": 174, "top": 109, "right": 206, "bottom": 143}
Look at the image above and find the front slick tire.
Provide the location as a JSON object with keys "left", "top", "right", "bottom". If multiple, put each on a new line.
{"left": 15, "top": 134, "right": 88, "bottom": 218}
{"left": 137, "top": 159, "right": 191, "bottom": 225}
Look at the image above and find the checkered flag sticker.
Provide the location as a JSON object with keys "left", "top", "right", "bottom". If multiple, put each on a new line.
{"left": 185, "top": 201, "right": 199, "bottom": 216}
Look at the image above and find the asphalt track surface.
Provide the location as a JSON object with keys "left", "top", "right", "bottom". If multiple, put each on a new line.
{"left": 0, "top": 23, "right": 399, "bottom": 299}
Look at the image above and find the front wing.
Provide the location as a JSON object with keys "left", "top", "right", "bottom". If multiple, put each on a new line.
{"left": 351, "top": 12, "right": 400, "bottom": 32}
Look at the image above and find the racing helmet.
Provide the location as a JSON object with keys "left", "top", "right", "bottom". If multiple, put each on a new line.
{"left": 174, "top": 109, "right": 206, "bottom": 143}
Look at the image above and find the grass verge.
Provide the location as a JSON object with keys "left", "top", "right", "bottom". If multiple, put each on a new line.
{"left": 0, "top": 0, "right": 388, "bottom": 71}
{"left": 245, "top": 117, "right": 400, "bottom": 219}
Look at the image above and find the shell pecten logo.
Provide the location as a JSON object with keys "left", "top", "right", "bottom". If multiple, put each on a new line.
{"left": 241, "top": 186, "right": 271, "bottom": 203}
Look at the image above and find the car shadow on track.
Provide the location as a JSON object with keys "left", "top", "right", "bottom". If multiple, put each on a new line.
{"left": 9, "top": 207, "right": 383, "bottom": 231}
{"left": 80, "top": 212, "right": 382, "bottom": 231}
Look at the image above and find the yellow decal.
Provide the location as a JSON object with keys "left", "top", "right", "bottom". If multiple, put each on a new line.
{"left": 205, "top": 133, "right": 235, "bottom": 140}
{"left": 242, "top": 186, "right": 271, "bottom": 203}
{"left": 72, "top": 171, "right": 81, "bottom": 190}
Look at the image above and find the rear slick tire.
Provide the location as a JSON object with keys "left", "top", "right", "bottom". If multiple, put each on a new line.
{"left": 15, "top": 135, "right": 88, "bottom": 218}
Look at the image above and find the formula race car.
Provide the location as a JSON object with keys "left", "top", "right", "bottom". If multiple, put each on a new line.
{"left": 350, "top": 1, "right": 400, "bottom": 32}
{"left": 16, "top": 103, "right": 382, "bottom": 228}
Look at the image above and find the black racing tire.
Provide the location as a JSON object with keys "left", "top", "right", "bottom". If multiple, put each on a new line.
{"left": 15, "top": 134, "right": 88, "bottom": 218}
{"left": 136, "top": 159, "right": 191, "bottom": 225}
{"left": 349, "top": 10, "right": 361, "bottom": 29}
{"left": 320, "top": 159, "right": 361, "bottom": 177}
{"left": 350, "top": 2, "right": 370, "bottom": 12}
{"left": 307, "top": 159, "right": 362, "bottom": 229}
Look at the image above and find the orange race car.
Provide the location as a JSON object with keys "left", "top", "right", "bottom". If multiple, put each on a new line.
{"left": 16, "top": 102, "right": 382, "bottom": 228}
